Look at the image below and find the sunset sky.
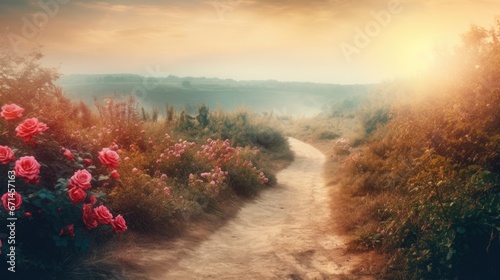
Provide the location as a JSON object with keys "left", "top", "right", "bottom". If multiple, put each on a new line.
{"left": 1, "top": 0, "right": 499, "bottom": 84}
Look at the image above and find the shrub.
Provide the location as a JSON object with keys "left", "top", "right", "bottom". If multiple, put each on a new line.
{"left": 340, "top": 21, "right": 500, "bottom": 279}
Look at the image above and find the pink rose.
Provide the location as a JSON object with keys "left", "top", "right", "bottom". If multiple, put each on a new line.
{"left": 2, "top": 191, "right": 22, "bottom": 211}
{"left": 68, "top": 169, "right": 92, "bottom": 190}
{"left": 68, "top": 187, "right": 87, "bottom": 205}
{"left": 14, "top": 156, "right": 40, "bottom": 184}
{"left": 15, "top": 118, "right": 48, "bottom": 142}
{"left": 111, "top": 214, "right": 127, "bottom": 233}
{"left": 163, "top": 186, "right": 171, "bottom": 197}
{"left": 82, "top": 203, "right": 98, "bottom": 230}
{"left": 62, "top": 148, "right": 75, "bottom": 160}
{"left": 110, "top": 170, "right": 120, "bottom": 179}
{"left": 98, "top": 148, "right": 119, "bottom": 169}
{"left": 93, "top": 205, "right": 113, "bottom": 224}
{"left": 88, "top": 195, "right": 97, "bottom": 205}
{"left": 0, "top": 145, "right": 15, "bottom": 164}
{"left": 1, "top": 104, "right": 24, "bottom": 120}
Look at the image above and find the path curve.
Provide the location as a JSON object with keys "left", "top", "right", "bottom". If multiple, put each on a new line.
{"left": 124, "top": 138, "right": 364, "bottom": 279}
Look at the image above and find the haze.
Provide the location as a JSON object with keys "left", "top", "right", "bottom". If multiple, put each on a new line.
{"left": 1, "top": 0, "right": 498, "bottom": 84}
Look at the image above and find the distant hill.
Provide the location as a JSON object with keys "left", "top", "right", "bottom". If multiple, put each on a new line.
{"left": 56, "top": 74, "right": 374, "bottom": 117}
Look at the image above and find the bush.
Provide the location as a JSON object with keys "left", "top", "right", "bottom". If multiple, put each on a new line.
{"left": 340, "top": 20, "right": 500, "bottom": 279}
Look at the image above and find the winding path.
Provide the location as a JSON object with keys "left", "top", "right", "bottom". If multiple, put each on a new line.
{"left": 125, "top": 138, "right": 365, "bottom": 279}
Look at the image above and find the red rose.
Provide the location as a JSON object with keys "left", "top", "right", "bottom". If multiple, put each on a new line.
{"left": 62, "top": 148, "right": 75, "bottom": 160}
{"left": 88, "top": 194, "right": 97, "bottom": 205}
{"left": 82, "top": 203, "right": 98, "bottom": 230}
{"left": 59, "top": 224, "right": 75, "bottom": 238}
{"left": 110, "top": 170, "right": 120, "bottom": 179}
{"left": 111, "top": 214, "right": 127, "bottom": 233}
{"left": 93, "top": 205, "right": 113, "bottom": 224}
{"left": 68, "top": 187, "right": 87, "bottom": 205}
{"left": 83, "top": 158, "right": 93, "bottom": 166}
{"left": 15, "top": 117, "right": 48, "bottom": 142}
{"left": 0, "top": 145, "right": 15, "bottom": 164}
{"left": 98, "top": 148, "right": 120, "bottom": 169}
{"left": 68, "top": 169, "right": 92, "bottom": 190}
{"left": 2, "top": 191, "right": 22, "bottom": 211}
{"left": 1, "top": 104, "right": 24, "bottom": 120}
{"left": 14, "top": 156, "right": 40, "bottom": 184}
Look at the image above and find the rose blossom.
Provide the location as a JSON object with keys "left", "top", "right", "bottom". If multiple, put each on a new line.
{"left": 68, "top": 169, "right": 92, "bottom": 190}
{"left": 2, "top": 191, "right": 22, "bottom": 211}
{"left": 111, "top": 215, "right": 127, "bottom": 233}
{"left": 68, "top": 187, "right": 87, "bottom": 205}
{"left": 82, "top": 203, "right": 98, "bottom": 230}
{"left": 110, "top": 170, "right": 120, "bottom": 179}
{"left": 15, "top": 117, "right": 48, "bottom": 142}
{"left": 0, "top": 104, "right": 24, "bottom": 120}
{"left": 59, "top": 224, "right": 75, "bottom": 238}
{"left": 14, "top": 156, "right": 40, "bottom": 184}
{"left": 0, "top": 145, "right": 15, "bottom": 164}
{"left": 93, "top": 205, "right": 113, "bottom": 224}
{"left": 62, "top": 148, "right": 75, "bottom": 160}
{"left": 88, "top": 195, "right": 97, "bottom": 205}
{"left": 83, "top": 158, "right": 93, "bottom": 166}
{"left": 98, "top": 148, "right": 120, "bottom": 169}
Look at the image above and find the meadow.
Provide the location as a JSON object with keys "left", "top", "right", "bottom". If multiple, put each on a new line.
{"left": 1, "top": 19, "right": 499, "bottom": 280}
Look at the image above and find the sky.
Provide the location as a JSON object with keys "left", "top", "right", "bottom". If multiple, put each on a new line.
{"left": 0, "top": 0, "right": 499, "bottom": 84}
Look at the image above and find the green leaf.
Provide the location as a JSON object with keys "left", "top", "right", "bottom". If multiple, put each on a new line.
{"left": 457, "top": 227, "right": 466, "bottom": 234}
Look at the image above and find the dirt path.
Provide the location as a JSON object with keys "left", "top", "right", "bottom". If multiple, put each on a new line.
{"left": 118, "top": 138, "right": 370, "bottom": 279}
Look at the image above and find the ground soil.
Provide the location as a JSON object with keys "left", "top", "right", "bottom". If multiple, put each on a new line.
{"left": 107, "top": 138, "right": 379, "bottom": 279}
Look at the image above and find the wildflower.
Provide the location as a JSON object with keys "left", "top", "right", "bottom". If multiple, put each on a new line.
{"left": 163, "top": 186, "right": 171, "bottom": 196}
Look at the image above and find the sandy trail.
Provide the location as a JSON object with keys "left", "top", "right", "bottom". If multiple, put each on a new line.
{"left": 122, "top": 138, "right": 367, "bottom": 279}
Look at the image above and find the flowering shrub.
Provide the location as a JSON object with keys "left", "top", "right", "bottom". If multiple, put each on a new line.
{"left": 0, "top": 104, "right": 127, "bottom": 278}
{"left": 340, "top": 22, "right": 500, "bottom": 279}
{"left": 0, "top": 41, "right": 291, "bottom": 278}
